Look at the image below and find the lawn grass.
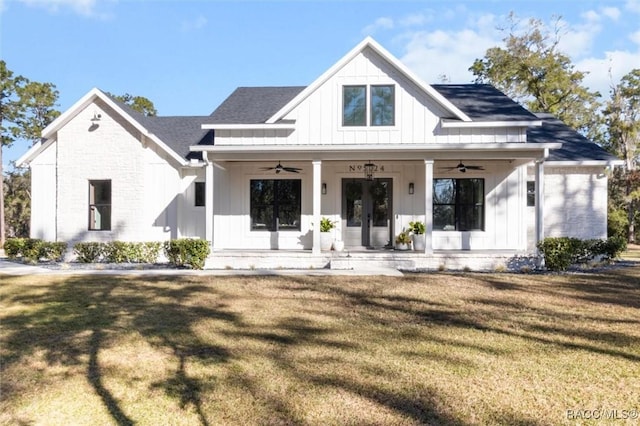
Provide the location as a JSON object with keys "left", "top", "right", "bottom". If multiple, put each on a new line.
{"left": 1, "top": 263, "right": 639, "bottom": 425}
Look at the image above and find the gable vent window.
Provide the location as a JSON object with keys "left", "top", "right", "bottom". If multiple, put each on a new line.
{"left": 89, "top": 180, "right": 111, "bottom": 231}
{"left": 342, "top": 84, "right": 395, "bottom": 127}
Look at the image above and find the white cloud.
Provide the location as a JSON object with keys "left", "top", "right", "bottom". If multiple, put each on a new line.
{"left": 362, "top": 17, "right": 394, "bottom": 35}
{"left": 399, "top": 22, "right": 502, "bottom": 84}
{"left": 626, "top": 0, "right": 640, "bottom": 13}
{"left": 602, "top": 7, "right": 621, "bottom": 21}
{"left": 181, "top": 15, "right": 207, "bottom": 32}
{"left": 19, "top": 0, "right": 112, "bottom": 18}
{"left": 399, "top": 12, "right": 430, "bottom": 28}
{"left": 577, "top": 48, "right": 640, "bottom": 96}
{"left": 581, "top": 10, "right": 600, "bottom": 22}
{"left": 630, "top": 30, "right": 640, "bottom": 45}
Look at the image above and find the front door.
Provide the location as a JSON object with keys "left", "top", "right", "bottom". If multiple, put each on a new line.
{"left": 342, "top": 178, "right": 392, "bottom": 248}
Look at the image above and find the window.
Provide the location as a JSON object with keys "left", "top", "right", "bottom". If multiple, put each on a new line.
{"left": 527, "top": 181, "right": 535, "bottom": 207}
{"left": 250, "top": 179, "right": 301, "bottom": 231}
{"left": 371, "top": 85, "right": 395, "bottom": 126}
{"left": 433, "top": 179, "right": 484, "bottom": 231}
{"left": 343, "top": 85, "right": 366, "bottom": 126}
{"left": 89, "top": 180, "right": 111, "bottom": 231}
{"left": 342, "top": 84, "right": 395, "bottom": 127}
{"left": 195, "top": 182, "right": 205, "bottom": 207}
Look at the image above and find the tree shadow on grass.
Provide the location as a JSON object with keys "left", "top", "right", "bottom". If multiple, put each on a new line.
{"left": 1, "top": 275, "right": 237, "bottom": 426}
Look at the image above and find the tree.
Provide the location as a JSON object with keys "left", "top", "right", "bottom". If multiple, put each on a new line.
{"left": 108, "top": 92, "right": 157, "bottom": 116}
{"left": 604, "top": 69, "right": 640, "bottom": 242}
{"left": 3, "top": 168, "right": 30, "bottom": 238}
{"left": 0, "top": 60, "right": 60, "bottom": 247}
{"left": 469, "top": 13, "right": 602, "bottom": 138}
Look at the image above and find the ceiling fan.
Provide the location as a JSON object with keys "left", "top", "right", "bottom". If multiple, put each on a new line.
{"left": 260, "top": 161, "right": 302, "bottom": 174}
{"left": 440, "top": 161, "right": 485, "bottom": 173}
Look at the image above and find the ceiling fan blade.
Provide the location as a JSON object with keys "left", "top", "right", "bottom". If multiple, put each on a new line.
{"left": 283, "top": 168, "right": 301, "bottom": 173}
{"left": 465, "top": 166, "right": 485, "bottom": 170}
{"left": 439, "top": 166, "right": 458, "bottom": 171}
{"left": 260, "top": 167, "right": 276, "bottom": 171}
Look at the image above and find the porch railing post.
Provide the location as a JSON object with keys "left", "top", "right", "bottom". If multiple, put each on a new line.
{"left": 424, "top": 159, "right": 434, "bottom": 254}
{"left": 535, "top": 158, "right": 545, "bottom": 254}
{"left": 205, "top": 153, "right": 214, "bottom": 249}
{"left": 312, "top": 160, "right": 322, "bottom": 254}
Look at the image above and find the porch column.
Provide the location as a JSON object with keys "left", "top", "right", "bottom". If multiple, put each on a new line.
{"left": 535, "top": 158, "right": 545, "bottom": 252}
{"left": 205, "top": 153, "right": 214, "bottom": 248}
{"left": 312, "top": 160, "right": 322, "bottom": 254}
{"left": 424, "top": 159, "right": 434, "bottom": 254}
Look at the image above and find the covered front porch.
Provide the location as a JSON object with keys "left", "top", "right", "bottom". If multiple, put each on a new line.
{"left": 192, "top": 143, "right": 557, "bottom": 256}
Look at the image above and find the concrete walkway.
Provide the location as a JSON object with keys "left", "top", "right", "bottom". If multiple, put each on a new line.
{"left": 0, "top": 259, "right": 404, "bottom": 277}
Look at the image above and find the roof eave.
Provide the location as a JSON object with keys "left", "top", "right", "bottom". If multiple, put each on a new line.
{"left": 16, "top": 138, "right": 54, "bottom": 167}
{"left": 34, "top": 88, "right": 188, "bottom": 167}
{"left": 201, "top": 123, "right": 296, "bottom": 130}
{"left": 441, "top": 119, "right": 543, "bottom": 129}
{"left": 546, "top": 159, "right": 625, "bottom": 167}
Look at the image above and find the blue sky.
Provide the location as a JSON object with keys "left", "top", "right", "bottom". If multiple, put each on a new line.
{"left": 2, "top": 0, "right": 640, "bottom": 168}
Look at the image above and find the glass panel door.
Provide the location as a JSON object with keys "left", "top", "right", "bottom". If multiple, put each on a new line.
{"left": 342, "top": 178, "right": 392, "bottom": 248}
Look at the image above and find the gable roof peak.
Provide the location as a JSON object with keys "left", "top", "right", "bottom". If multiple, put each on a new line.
{"left": 265, "top": 37, "right": 472, "bottom": 124}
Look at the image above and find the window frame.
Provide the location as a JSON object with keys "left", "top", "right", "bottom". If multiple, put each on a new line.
{"left": 250, "top": 179, "right": 302, "bottom": 232}
{"left": 88, "top": 179, "right": 112, "bottom": 231}
{"left": 527, "top": 181, "right": 536, "bottom": 207}
{"left": 342, "top": 85, "right": 367, "bottom": 127}
{"left": 433, "top": 178, "right": 485, "bottom": 232}
{"left": 342, "top": 84, "right": 395, "bottom": 127}
{"left": 370, "top": 84, "right": 395, "bottom": 126}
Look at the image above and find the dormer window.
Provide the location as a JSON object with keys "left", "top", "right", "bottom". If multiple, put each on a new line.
{"left": 342, "top": 84, "right": 395, "bottom": 127}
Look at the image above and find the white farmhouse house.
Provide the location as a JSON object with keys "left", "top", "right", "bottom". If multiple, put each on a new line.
{"left": 17, "top": 37, "right": 621, "bottom": 269}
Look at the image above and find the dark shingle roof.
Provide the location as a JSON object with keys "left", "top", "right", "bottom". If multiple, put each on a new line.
{"left": 528, "top": 113, "right": 620, "bottom": 163}
{"left": 207, "top": 86, "right": 306, "bottom": 124}
{"left": 431, "top": 84, "right": 539, "bottom": 121}
{"left": 105, "top": 92, "right": 211, "bottom": 160}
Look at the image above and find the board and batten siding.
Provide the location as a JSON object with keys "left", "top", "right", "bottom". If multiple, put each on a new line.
{"left": 211, "top": 160, "right": 529, "bottom": 251}
{"left": 212, "top": 48, "right": 529, "bottom": 147}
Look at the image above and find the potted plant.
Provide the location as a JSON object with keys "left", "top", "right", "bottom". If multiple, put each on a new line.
{"left": 320, "top": 217, "right": 336, "bottom": 251}
{"left": 408, "top": 220, "right": 426, "bottom": 251}
{"left": 395, "top": 230, "right": 412, "bottom": 251}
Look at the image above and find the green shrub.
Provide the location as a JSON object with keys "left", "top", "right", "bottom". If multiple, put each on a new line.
{"left": 39, "top": 241, "right": 68, "bottom": 262}
{"left": 538, "top": 236, "right": 627, "bottom": 271}
{"left": 164, "top": 239, "right": 210, "bottom": 270}
{"left": 73, "top": 242, "right": 104, "bottom": 263}
{"left": 22, "top": 239, "right": 44, "bottom": 264}
{"left": 102, "top": 241, "right": 162, "bottom": 263}
{"left": 104, "top": 241, "right": 136, "bottom": 263}
{"left": 608, "top": 207, "right": 629, "bottom": 240}
{"left": 4, "top": 238, "right": 67, "bottom": 262}
{"left": 4, "top": 238, "right": 25, "bottom": 259}
{"left": 597, "top": 236, "right": 627, "bottom": 260}
{"left": 139, "top": 242, "right": 162, "bottom": 264}
{"left": 538, "top": 237, "right": 578, "bottom": 271}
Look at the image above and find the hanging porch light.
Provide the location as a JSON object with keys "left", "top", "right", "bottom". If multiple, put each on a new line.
{"left": 363, "top": 161, "right": 376, "bottom": 181}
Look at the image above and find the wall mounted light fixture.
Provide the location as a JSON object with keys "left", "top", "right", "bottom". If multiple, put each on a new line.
{"left": 322, "top": 182, "right": 327, "bottom": 195}
{"left": 408, "top": 182, "right": 414, "bottom": 194}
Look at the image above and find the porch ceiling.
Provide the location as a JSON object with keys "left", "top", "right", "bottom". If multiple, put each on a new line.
{"left": 191, "top": 142, "right": 561, "bottom": 162}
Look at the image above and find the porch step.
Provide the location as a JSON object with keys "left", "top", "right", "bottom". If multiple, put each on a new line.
{"left": 329, "top": 253, "right": 415, "bottom": 271}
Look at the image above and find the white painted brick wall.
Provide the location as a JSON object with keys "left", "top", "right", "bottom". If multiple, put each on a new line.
{"left": 52, "top": 99, "right": 186, "bottom": 244}
{"left": 527, "top": 166, "right": 608, "bottom": 245}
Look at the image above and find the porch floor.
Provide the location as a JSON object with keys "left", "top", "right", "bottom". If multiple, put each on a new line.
{"left": 206, "top": 249, "right": 537, "bottom": 272}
